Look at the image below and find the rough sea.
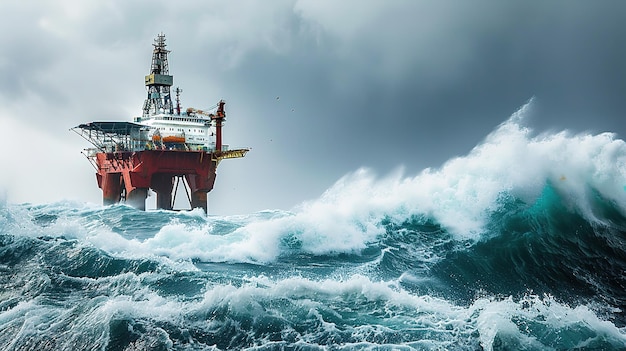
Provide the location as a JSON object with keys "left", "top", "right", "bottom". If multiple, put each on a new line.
{"left": 2, "top": 105, "right": 626, "bottom": 350}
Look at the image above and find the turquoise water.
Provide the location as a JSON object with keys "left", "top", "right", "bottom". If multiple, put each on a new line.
{"left": 1, "top": 112, "right": 626, "bottom": 350}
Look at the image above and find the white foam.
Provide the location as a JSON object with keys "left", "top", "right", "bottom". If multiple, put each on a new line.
{"left": 189, "top": 275, "right": 626, "bottom": 349}
{"left": 1, "top": 264, "right": 623, "bottom": 349}
{"left": 238, "top": 99, "right": 626, "bottom": 242}
{"left": 0, "top": 285, "right": 183, "bottom": 350}
{"left": 474, "top": 294, "right": 626, "bottom": 350}
{"left": 6, "top": 100, "right": 626, "bottom": 264}
{"left": 196, "top": 99, "right": 626, "bottom": 263}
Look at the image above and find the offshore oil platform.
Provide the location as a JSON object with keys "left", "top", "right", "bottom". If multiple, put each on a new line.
{"left": 72, "top": 34, "right": 248, "bottom": 213}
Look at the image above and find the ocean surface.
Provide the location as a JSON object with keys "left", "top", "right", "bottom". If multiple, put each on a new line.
{"left": 2, "top": 105, "right": 626, "bottom": 350}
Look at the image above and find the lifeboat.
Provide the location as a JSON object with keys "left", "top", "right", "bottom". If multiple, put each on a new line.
{"left": 162, "top": 135, "right": 186, "bottom": 143}
{"left": 152, "top": 129, "right": 162, "bottom": 142}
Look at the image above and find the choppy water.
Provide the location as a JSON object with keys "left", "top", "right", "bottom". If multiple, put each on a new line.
{"left": 1, "top": 104, "right": 626, "bottom": 350}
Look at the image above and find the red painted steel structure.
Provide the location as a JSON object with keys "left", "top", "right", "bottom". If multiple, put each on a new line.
{"left": 72, "top": 125, "right": 249, "bottom": 213}
{"left": 212, "top": 100, "right": 225, "bottom": 151}
{"left": 95, "top": 150, "right": 218, "bottom": 212}
{"left": 72, "top": 115, "right": 248, "bottom": 213}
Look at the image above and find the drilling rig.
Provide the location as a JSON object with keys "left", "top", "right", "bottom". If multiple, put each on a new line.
{"left": 72, "top": 34, "right": 248, "bottom": 213}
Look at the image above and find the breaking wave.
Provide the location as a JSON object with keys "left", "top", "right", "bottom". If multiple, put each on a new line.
{"left": 1, "top": 101, "right": 626, "bottom": 350}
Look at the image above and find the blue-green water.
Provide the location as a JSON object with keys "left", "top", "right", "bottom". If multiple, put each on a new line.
{"left": 1, "top": 115, "right": 626, "bottom": 350}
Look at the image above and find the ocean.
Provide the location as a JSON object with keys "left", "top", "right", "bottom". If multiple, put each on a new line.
{"left": 1, "top": 104, "right": 626, "bottom": 350}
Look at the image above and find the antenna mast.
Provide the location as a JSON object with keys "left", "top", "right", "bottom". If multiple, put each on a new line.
{"left": 175, "top": 87, "right": 182, "bottom": 115}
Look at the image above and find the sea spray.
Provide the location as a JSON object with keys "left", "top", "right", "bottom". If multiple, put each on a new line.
{"left": 1, "top": 102, "right": 626, "bottom": 349}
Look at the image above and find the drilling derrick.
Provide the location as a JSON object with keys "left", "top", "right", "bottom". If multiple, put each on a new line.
{"left": 72, "top": 34, "right": 249, "bottom": 213}
{"left": 143, "top": 34, "right": 174, "bottom": 117}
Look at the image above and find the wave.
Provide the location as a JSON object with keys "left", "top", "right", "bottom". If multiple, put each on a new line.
{"left": 2, "top": 101, "right": 626, "bottom": 349}
{"left": 4, "top": 101, "right": 626, "bottom": 264}
{"left": 0, "top": 254, "right": 624, "bottom": 351}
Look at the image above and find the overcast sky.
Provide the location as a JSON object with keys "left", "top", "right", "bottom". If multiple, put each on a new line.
{"left": 1, "top": 1, "right": 625, "bottom": 214}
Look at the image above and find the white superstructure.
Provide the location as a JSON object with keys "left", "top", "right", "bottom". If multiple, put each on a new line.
{"left": 136, "top": 34, "right": 227, "bottom": 151}
{"left": 134, "top": 108, "right": 224, "bottom": 151}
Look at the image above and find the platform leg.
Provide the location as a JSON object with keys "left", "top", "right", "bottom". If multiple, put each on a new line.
{"left": 101, "top": 173, "right": 122, "bottom": 206}
{"left": 190, "top": 191, "right": 208, "bottom": 213}
{"left": 126, "top": 188, "right": 147, "bottom": 210}
{"left": 151, "top": 173, "right": 174, "bottom": 210}
{"left": 185, "top": 174, "right": 208, "bottom": 213}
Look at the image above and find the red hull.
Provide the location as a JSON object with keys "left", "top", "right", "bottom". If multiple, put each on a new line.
{"left": 94, "top": 150, "right": 218, "bottom": 212}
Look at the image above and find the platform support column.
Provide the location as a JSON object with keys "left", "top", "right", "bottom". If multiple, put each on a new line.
{"left": 185, "top": 174, "right": 208, "bottom": 213}
{"left": 151, "top": 173, "right": 174, "bottom": 210}
{"left": 190, "top": 191, "right": 208, "bottom": 213}
{"left": 101, "top": 173, "right": 122, "bottom": 206}
{"left": 126, "top": 188, "right": 148, "bottom": 210}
